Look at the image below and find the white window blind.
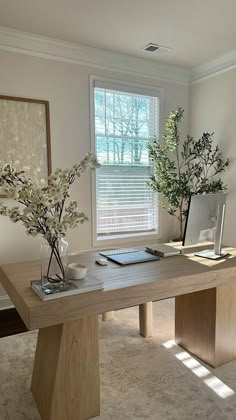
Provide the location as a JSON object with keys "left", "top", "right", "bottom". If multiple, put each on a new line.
{"left": 94, "top": 84, "right": 159, "bottom": 237}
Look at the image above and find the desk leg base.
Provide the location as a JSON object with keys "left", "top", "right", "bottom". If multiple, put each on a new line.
{"left": 102, "top": 311, "right": 115, "bottom": 321}
{"left": 175, "top": 281, "right": 236, "bottom": 367}
{"left": 31, "top": 316, "right": 100, "bottom": 420}
{"left": 139, "top": 302, "right": 153, "bottom": 337}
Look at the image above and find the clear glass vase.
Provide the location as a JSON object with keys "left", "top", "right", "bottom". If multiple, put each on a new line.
{"left": 41, "top": 238, "right": 69, "bottom": 291}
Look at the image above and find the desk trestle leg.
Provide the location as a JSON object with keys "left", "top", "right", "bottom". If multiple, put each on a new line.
{"left": 175, "top": 281, "right": 236, "bottom": 367}
{"left": 102, "top": 311, "right": 115, "bottom": 321}
{"left": 139, "top": 302, "right": 153, "bottom": 337}
{"left": 31, "top": 316, "right": 100, "bottom": 420}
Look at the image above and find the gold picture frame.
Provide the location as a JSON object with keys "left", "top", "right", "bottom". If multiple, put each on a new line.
{"left": 0, "top": 95, "right": 51, "bottom": 198}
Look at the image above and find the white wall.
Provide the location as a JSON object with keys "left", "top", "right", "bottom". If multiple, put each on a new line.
{"left": 0, "top": 50, "right": 189, "bottom": 307}
{"left": 190, "top": 70, "right": 236, "bottom": 246}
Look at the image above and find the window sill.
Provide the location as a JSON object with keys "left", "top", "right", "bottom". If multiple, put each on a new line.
{"left": 93, "top": 230, "right": 160, "bottom": 248}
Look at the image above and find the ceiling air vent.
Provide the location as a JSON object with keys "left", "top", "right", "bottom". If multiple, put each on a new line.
{"left": 144, "top": 43, "right": 171, "bottom": 54}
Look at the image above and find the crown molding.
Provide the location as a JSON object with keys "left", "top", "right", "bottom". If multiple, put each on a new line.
{"left": 0, "top": 26, "right": 190, "bottom": 85}
{"left": 2, "top": 26, "right": 235, "bottom": 86}
{"left": 190, "top": 50, "right": 236, "bottom": 84}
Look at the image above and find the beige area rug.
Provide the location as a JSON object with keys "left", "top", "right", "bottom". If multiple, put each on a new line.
{"left": 1, "top": 299, "right": 236, "bottom": 419}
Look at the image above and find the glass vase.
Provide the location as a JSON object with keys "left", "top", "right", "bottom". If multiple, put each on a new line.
{"left": 41, "top": 238, "right": 69, "bottom": 291}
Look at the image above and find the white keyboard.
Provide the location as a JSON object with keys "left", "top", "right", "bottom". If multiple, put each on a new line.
{"left": 99, "top": 248, "right": 138, "bottom": 257}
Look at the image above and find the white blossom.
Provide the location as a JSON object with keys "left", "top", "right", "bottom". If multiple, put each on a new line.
{"left": 0, "top": 153, "right": 100, "bottom": 246}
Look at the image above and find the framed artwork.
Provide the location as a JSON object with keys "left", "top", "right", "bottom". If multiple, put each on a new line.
{"left": 0, "top": 95, "right": 51, "bottom": 197}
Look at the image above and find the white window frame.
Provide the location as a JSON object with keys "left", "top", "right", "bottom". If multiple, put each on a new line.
{"left": 90, "top": 75, "right": 164, "bottom": 247}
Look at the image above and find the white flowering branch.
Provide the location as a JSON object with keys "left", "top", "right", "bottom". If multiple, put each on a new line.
{"left": 0, "top": 153, "right": 100, "bottom": 282}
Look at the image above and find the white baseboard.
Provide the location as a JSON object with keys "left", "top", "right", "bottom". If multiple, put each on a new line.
{"left": 0, "top": 295, "right": 13, "bottom": 310}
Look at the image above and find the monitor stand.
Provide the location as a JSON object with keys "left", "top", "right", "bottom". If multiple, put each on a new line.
{"left": 194, "top": 203, "right": 229, "bottom": 260}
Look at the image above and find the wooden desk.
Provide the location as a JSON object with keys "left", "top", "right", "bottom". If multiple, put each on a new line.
{"left": 1, "top": 245, "right": 236, "bottom": 420}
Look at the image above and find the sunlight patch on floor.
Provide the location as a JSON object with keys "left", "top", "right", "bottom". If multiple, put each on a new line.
{"left": 162, "top": 339, "right": 177, "bottom": 349}
{"left": 162, "top": 343, "right": 235, "bottom": 399}
{"left": 204, "top": 376, "right": 235, "bottom": 398}
{"left": 175, "top": 351, "right": 235, "bottom": 399}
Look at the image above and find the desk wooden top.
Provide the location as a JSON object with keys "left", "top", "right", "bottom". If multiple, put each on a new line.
{"left": 1, "top": 245, "right": 236, "bottom": 330}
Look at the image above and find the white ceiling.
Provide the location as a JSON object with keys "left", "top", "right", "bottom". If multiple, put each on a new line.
{"left": 0, "top": 0, "right": 236, "bottom": 69}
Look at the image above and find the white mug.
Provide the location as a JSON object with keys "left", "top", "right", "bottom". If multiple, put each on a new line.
{"left": 68, "top": 263, "right": 87, "bottom": 280}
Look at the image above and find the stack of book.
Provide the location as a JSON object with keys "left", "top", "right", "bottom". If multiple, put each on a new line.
{"left": 31, "top": 276, "right": 103, "bottom": 300}
{"left": 145, "top": 244, "right": 181, "bottom": 258}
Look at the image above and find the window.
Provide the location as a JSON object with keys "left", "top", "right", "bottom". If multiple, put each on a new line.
{"left": 92, "top": 79, "right": 160, "bottom": 241}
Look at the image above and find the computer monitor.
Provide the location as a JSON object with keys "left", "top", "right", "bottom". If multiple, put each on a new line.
{"left": 183, "top": 192, "right": 229, "bottom": 260}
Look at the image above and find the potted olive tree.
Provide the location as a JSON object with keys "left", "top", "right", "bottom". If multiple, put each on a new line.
{"left": 147, "top": 108, "right": 230, "bottom": 241}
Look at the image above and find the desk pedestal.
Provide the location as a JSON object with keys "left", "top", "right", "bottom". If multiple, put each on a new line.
{"left": 175, "top": 281, "right": 236, "bottom": 367}
{"left": 31, "top": 316, "right": 100, "bottom": 420}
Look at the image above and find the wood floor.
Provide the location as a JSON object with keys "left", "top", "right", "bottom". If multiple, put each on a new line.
{"left": 0, "top": 308, "right": 28, "bottom": 338}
